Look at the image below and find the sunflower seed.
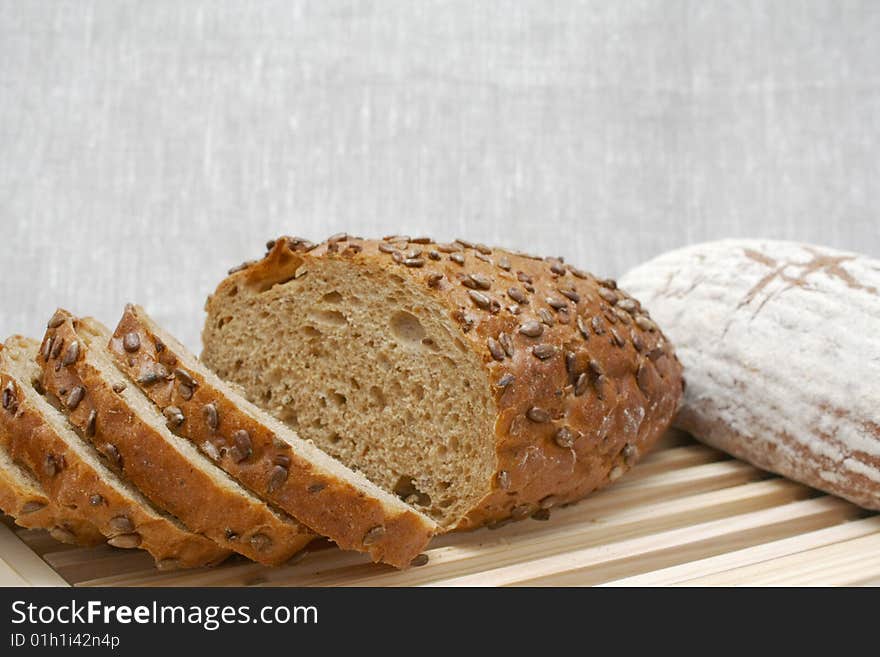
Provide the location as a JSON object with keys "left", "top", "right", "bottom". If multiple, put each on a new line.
{"left": 378, "top": 242, "right": 397, "bottom": 254}
{"left": 608, "top": 466, "right": 624, "bottom": 481}
{"left": 41, "top": 335, "right": 54, "bottom": 361}
{"left": 614, "top": 307, "right": 632, "bottom": 324}
{"left": 426, "top": 272, "right": 444, "bottom": 287}
{"left": 203, "top": 403, "right": 219, "bottom": 432}
{"left": 327, "top": 232, "right": 348, "bottom": 243}
{"left": 51, "top": 337, "right": 64, "bottom": 359}
{"left": 554, "top": 427, "right": 575, "bottom": 448}
{"left": 102, "top": 443, "right": 121, "bottom": 468}
{"left": 112, "top": 382, "right": 127, "bottom": 393}
{"left": 498, "top": 256, "right": 511, "bottom": 271}
{"left": 405, "top": 248, "right": 422, "bottom": 259}
{"left": 622, "top": 443, "right": 638, "bottom": 465}
{"left": 526, "top": 406, "right": 551, "bottom": 423}
{"left": 66, "top": 386, "right": 85, "bottom": 411}
{"left": 21, "top": 501, "right": 46, "bottom": 514}
{"left": 532, "top": 509, "right": 551, "bottom": 521}
{"left": 487, "top": 337, "right": 505, "bottom": 361}
{"left": 391, "top": 251, "right": 405, "bottom": 263}
{"left": 173, "top": 368, "right": 195, "bottom": 388}
{"left": 599, "top": 278, "right": 618, "bottom": 290}
{"left": 382, "top": 233, "right": 410, "bottom": 242}
{"left": 109, "top": 515, "right": 134, "bottom": 534}
{"left": 559, "top": 288, "right": 580, "bottom": 303}
{"left": 504, "top": 287, "right": 525, "bottom": 305}
{"left": 362, "top": 525, "right": 386, "bottom": 545}
{"left": 163, "top": 406, "right": 185, "bottom": 427}
{"left": 462, "top": 273, "right": 492, "bottom": 290}
{"left": 598, "top": 287, "right": 618, "bottom": 304}
{"left": 610, "top": 327, "right": 626, "bottom": 347}
{"left": 497, "top": 373, "right": 515, "bottom": 388}
{"left": 47, "top": 311, "right": 66, "bottom": 329}
{"left": 577, "top": 316, "right": 589, "bottom": 339}
{"left": 591, "top": 316, "right": 606, "bottom": 335}
{"left": 571, "top": 268, "right": 590, "bottom": 279}
{"left": 546, "top": 296, "right": 567, "bottom": 310}
{"left": 549, "top": 261, "right": 567, "bottom": 276}
{"left": 511, "top": 504, "right": 533, "bottom": 520}
{"left": 410, "top": 553, "right": 429, "bottom": 567}
{"left": 532, "top": 344, "right": 556, "bottom": 360}
{"left": 637, "top": 361, "right": 654, "bottom": 395}
{"left": 539, "top": 308, "right": 555, "bottom": 326}
{"left": 631, "top": 330, "right": 646, "bottom": 352}
{"left": 517, "top": 271, "right": 533, "bottom": 284}
{"left": 1, "top": 383, "right": 15, "bottom": 411}
{"left": 496, "top": 470, "right": 511, "bottom": 490}
{"left": 108, "top": 533, "right": 142, "bottom": 549}
{"left": 178, "top": 383, "right": 194, "bottom": 400}
{"left": 436, "top": 243, "right": 461, "bottom": 253}
{"left": 574, "top": 372, "right": 589, "bottom": 396}
{"left": 455, "top": 238, "right": 475, "bottom": 249}
{"left": 475, "top": 243, "right": 492, "bottom": 255}
{"left": 539, "top": 495, "right": 558, "bottom": 510}
{"left": 89, "top": 494, "right": 104, "bottom": 506}
{"left": 85, "top": 409, "right": 97, "bottom": 437}
{"left": 232, "top": 430, "right": 253, "bottom": 461}
{"left": 62, "top": 341, "right": 80, "bottom": 366}
{"left": 467, "top": 290, "right": 492, "bottom": 309}
{"left": 44, "top": 454, "right": 61, "bottom": 477}
{"left": 498, "top": 332, "right": 514, "bottom": 357}
{"left": 250, "top": 534, "right": 271, "bottom": 551}
{"left": 307, "top": 482, "right": 326, "bottom": 494}
{"left": 410, "top": 236, "right": 432, "bottom": 244}
{"left": 617, "top": 298, "right": 638, "bottom": 314}
{"left": 123, "top": 332, "right": 140, "bottom": 352}
{"left": 404, "top": 258, "right": 425, "bottom": 268}
{"left": 267, "top": 465, "right": 288, "bottom": 492}
{"left": 201, "top": 440, "right": 220, "bottom": 461}
{"left": 565, "top": 351, "right": 576, "bottom": 375}
{"left": 450, "top": 252, "right": 465, "bottom": 265}
{"left": 635, "top": 316, "right": 656, "bottom": 332}
{"left": 594, "top": 374, "right": 611, "bottom": 401}
{"left": 428, "top": 250, "right": 441, "bottom": 260}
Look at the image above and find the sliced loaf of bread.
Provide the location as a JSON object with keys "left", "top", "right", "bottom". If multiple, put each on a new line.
{"left": 1, "top": 336, "right": 230, "bottom": 568}
{"left": 38, "top": 311, "right": 313, "bottom": 565}
{"left": 202, "top": 235, "right": 684, "bottom": 531}
{"left": 106, "top": 304, "right": 436, "bottom": 568}
{"left": 0, "top": 432, "right": 104, "bottom": 546}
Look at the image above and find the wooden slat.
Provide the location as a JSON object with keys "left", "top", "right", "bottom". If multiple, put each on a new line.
{"left": 0, "top": 522, "right": 69, "bottom": 586}
{"left": 429, "top": 496, "right": 860, "bottom": 586}
{"left": 3, "top": 435, "right": 876, "bottom": 587}
{"left": 603, "top": 516, "right": 880, "bottom": 586}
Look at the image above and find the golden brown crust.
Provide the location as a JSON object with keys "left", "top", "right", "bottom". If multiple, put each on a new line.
{"left": 0, "top": 440, "right": 104, "bottom": 546}
{"left": 0, "top": 339, "right": 229, "bottom": 568}
{"left": 37, "top": 312, "right": 312, "bottom": 566}
{"left": 109, "top": 304, "right": 435, "bottom": 568}
{"left": 212, "top": 235, "right": 684, "bottom": 529}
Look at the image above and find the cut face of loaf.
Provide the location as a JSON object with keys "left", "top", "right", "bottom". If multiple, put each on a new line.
{"left": 1, "top": 337, "right": 229, "bottom": 569}
{"left": 0, "top": 429, "right": 104, "bottom": 546}
{"left": 38, "top": 311, "right": 312, "bottom": 565}
{"left": 620, "top": 239, "right": 880, "bottom": 510}
{"left": 202, "top": 235, "right": 684, "bottom": 530}
{"left": 107, "top": 304, "right": 436, "bottom": 569}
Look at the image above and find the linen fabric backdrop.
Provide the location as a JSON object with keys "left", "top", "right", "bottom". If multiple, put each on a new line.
{"left": 1, "top": 0, "right": 878, "bottom": 349}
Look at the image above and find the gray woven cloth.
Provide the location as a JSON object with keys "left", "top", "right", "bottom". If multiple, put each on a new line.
{"left": 2, "top": 1, "right": 878, "bottom": 349}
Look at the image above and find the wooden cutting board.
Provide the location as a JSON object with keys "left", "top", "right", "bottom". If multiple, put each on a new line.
{"left": 2, "top": 430, "right": 879, "bottom": 587}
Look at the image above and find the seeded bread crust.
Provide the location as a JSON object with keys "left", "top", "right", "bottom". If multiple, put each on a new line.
{"left": 108, "top": 304, "right": 436, "bottom": 568}
{"left": 204, "top": 235, "right": 684, "bottom": 530}
{"left": 620, "top": 239, "right": 880, "bottom": 510}
{"left": 38, "top": 311, "right": 313, "bottom": 565}
{"left": 0, "top": 424, "right": 104, "bottom": 546}
{"left": 1, "top": 337, "right": 229, "bottom": 568}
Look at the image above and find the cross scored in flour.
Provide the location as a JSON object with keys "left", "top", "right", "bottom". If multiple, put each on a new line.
{"left": 739, "top": 246, "right": 878, "bottom": 318}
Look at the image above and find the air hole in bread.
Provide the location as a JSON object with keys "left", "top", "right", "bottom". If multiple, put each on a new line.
{"left": 393, "top": 476, "right": 431, "bottom": 507}
{"left": 308, "top": 309, "right": 348, "bottom": 326}
{"left": 389, "top": 310, "right": 427, "bottom": 346}
{"left": 302, "top": 326, "right": 322, "bottom": 338}
{"left": 322, "top": 291, "right": 343, "bottom": 304}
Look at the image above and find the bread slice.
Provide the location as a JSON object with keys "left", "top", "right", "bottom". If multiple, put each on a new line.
{"left": 202, "top": 235, "right": 684, "bottom": 530}
{"left": 0, "top": 432, "right": 104, "bottom": 546}
{"left": 1, "top": 336, "right": 229, "bottom": 568}
{"left": 38, "top": 311, "right": 313, "bottom": 565}
{"left": 107, "top": 304, "right": 436, "bottom": 568}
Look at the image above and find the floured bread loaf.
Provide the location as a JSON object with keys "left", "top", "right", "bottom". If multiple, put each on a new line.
{"left": 202, "top": 234, "right": 684, "bottom": 530}
{"left": 620, "top": 239, "right": 880, "bottom": 510}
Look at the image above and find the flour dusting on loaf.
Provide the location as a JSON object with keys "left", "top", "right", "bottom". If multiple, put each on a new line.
{"left": 620, "top": 239, "right": 880, "bottom": 509}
